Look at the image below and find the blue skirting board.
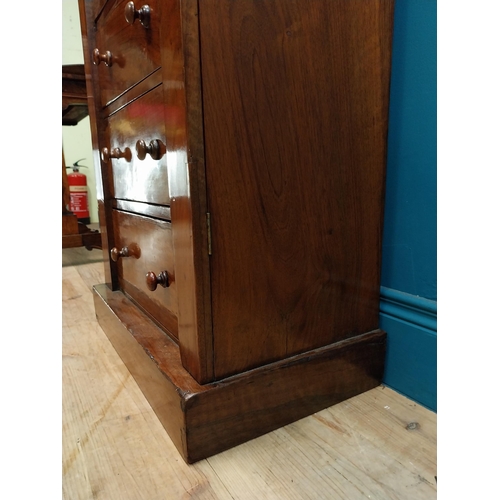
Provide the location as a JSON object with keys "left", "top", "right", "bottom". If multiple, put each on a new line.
{"left": 379, "top": 287, "right": 437, "bottom": 412}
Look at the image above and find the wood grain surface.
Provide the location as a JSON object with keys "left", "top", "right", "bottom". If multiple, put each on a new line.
{"left": 198, "top": 0, "right": 395, "bottom": 378}
{"left": 63, "top": 260, "right": 436, "bottom": 499}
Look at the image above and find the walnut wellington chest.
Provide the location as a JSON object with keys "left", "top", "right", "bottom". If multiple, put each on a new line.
{"left": 78, "top": 0, "right": 395, "bottom": 463}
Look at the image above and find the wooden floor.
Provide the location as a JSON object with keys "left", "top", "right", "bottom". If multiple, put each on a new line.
{"left": 62, "top": 250, "right": 437, "bottom": 500}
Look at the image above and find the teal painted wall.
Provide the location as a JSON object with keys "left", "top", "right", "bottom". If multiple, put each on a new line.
{"left": 380, "top": 0, "right": 437, "bottom": 410}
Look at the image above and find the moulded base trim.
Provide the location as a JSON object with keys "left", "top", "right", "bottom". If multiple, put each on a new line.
{"left": 93, "top": 283, "right": 386, "bottom": 463}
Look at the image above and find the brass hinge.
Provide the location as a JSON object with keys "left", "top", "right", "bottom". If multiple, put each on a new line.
{"left": 206, "top": 212, "right": 212, "bottom": 255}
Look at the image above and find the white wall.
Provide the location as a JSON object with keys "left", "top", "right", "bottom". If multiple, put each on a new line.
{"left": 62, "top": 0, "right": 98, "bottom": 223}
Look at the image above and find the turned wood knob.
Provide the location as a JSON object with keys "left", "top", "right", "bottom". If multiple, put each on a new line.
{"left": 110, "top": 245, "right": 140, "bottom": 261}
{"left": 101, "top": 147, "right": 127, "bottom": 163}
{"left": 124, "top": 1, "right": 151, "bottom": 28}
{"left": 146, "top": 271, "right": 170, "bottom": 290}
{"left": 136, "top": 139, "right": 164, "bottom": 160}
{"left": 92, "top": 48, "right": 113, "bottom": 67}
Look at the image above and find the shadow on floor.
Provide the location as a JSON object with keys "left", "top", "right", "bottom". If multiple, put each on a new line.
{"left": 62, "top": 247, "right": 104, "bottom": 267}
{"left": 63, "top": 222, "right": 104, "bottom": 267}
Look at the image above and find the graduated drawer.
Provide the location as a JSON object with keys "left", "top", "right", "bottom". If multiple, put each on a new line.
{"left": 94, "top": 0, "right": 160, "bottom": 107}
{"left": 112, "top": 209, "right": 178, "bottom": 340}
{"left": 105, "top": 83, "right": 170, "bottom": 205}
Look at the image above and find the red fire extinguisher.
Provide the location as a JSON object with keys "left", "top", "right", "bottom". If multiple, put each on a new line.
{"left": 66, "top": 159, "right": 91, "bottom": 225}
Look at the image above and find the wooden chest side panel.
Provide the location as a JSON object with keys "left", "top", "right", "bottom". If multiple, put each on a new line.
{"left": 199, "top": 0, "right": 394, "bottom": 378}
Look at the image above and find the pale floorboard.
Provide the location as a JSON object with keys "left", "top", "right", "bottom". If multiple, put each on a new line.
{"left": 62, "top": 253, "right": 437, "bottom": 500}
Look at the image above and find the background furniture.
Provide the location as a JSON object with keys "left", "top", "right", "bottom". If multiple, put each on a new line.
{"left": 62, "top": 64, "right": 101, "bottom": 250}
{"left": 79, "top": 0, "right": 395, "bottom": 462}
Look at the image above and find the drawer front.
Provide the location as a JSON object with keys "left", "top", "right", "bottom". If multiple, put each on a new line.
{"left": 112, "top": 209, "right": 178, "bottom": 339}
{"left": 107, "top": 84, "right": 170, "bottom": 205}
{"left": 94, "top": 0, "right": 160, "bottom": 107}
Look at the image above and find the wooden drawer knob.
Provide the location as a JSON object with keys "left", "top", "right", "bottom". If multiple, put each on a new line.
{"left": 136, "top": 139, "right": 164, "bottom": 160}
{"left": 146, "top": 271, "right": 170, "bottom": 290}
{"left": 110, "top": 244, "right": 140, "bottom": 261}
{"left": 124, "top": 1, "right": 151, "bottom": 28}
{"left": 100, "top": 147, "right": 130, "bottom": 163}
{"left": 92, "top": 48, "right": 113, "bottom": 67}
